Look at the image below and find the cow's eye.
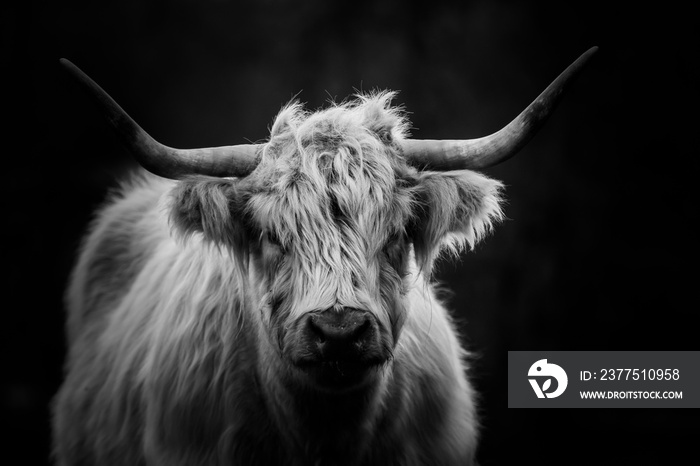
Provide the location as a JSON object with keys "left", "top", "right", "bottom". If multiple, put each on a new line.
{"left": 385, "top": 231, "right": 401, "bottom": 248}
{"left": 260, "top": 230, "right": 285, "bottom": 257}
{"left": 266, "top": 231, "right": 283, "bottom": 249}
{"left": 384, "top": 232, "right": 405, "bottom": 259}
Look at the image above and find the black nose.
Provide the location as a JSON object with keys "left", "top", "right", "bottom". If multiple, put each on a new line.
{"left": 306, "top": 308, "right": 373, "bottom": 360}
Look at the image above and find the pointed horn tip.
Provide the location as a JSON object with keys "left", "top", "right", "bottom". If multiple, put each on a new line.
{"left": 59, "top": 58, "right": 78, "bottom": 73}
{"left": 58, "top": 58, "right": 93, "bottom": 85}
{"left": 577, "top": 46, "right": 600, "bottom": 66}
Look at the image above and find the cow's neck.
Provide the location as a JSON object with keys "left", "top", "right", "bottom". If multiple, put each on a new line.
{"left": 260, "top": 366, "right": 388, "bottom": 464}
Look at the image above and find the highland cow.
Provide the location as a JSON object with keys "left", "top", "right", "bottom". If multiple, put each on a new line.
{"left": 53, "top": 48, "right": 596, "bottom": 465}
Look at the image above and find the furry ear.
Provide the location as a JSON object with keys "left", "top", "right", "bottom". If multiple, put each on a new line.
{"left": 410, "top": 170, "right": 504, "bottom": 272}
{"left": 169, "top": 176, "right": 247, "bottom": 249}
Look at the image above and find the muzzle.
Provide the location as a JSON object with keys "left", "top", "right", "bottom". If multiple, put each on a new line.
{"left": 289, "top": 307, "right": 388, "bottom": 390}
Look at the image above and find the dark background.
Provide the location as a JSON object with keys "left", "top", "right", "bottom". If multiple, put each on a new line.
{"left": 3, "top": 0, "right": 698, "bottom": 464}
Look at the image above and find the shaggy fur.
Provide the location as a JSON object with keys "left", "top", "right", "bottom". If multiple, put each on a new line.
{"left": 53, "top": 92, "right": 503, "bottom": 465}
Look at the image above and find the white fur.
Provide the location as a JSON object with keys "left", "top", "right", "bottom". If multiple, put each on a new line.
{"left": 53, "top": 93, "right": 502, "bottom": 465}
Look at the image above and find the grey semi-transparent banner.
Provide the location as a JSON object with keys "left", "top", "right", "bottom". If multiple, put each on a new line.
{"left": 508, "top": 351, "right": 700, "bottom": 408}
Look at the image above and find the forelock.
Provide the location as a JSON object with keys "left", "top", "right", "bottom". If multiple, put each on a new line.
{"left": 268, "top": 90, "right": 409, "bottom": 143}
{"left": 245, "top": 91, "right": 414, "bottom": 263}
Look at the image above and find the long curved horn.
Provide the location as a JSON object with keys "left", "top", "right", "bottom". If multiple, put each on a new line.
{"left": 60, "top": 59, "right": 262, "bottom": 179}
{"left": 402, "top": 46, "right": 598, "bottom": 170}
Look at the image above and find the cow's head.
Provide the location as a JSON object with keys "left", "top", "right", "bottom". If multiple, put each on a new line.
{"left": 168, "top": 93, "right": 504, "bottom": 391}
{"left": 60, "top": 48, "right": 596, "bottom": 391}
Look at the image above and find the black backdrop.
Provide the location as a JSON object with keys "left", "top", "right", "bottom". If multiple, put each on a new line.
{"left": 4, "top": 0, "right": 698, "bottom": 464}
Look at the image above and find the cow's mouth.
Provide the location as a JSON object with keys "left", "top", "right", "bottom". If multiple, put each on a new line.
{"left": 293, "top": 356, "right": 385, "bottom": 390}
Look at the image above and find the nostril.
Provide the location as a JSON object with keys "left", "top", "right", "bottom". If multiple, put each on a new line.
{"left": 307, "top": 317, "right": 326, "bottom": 343}
{"left": 351, "top": 319, "right": 371, "bottom": 339}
